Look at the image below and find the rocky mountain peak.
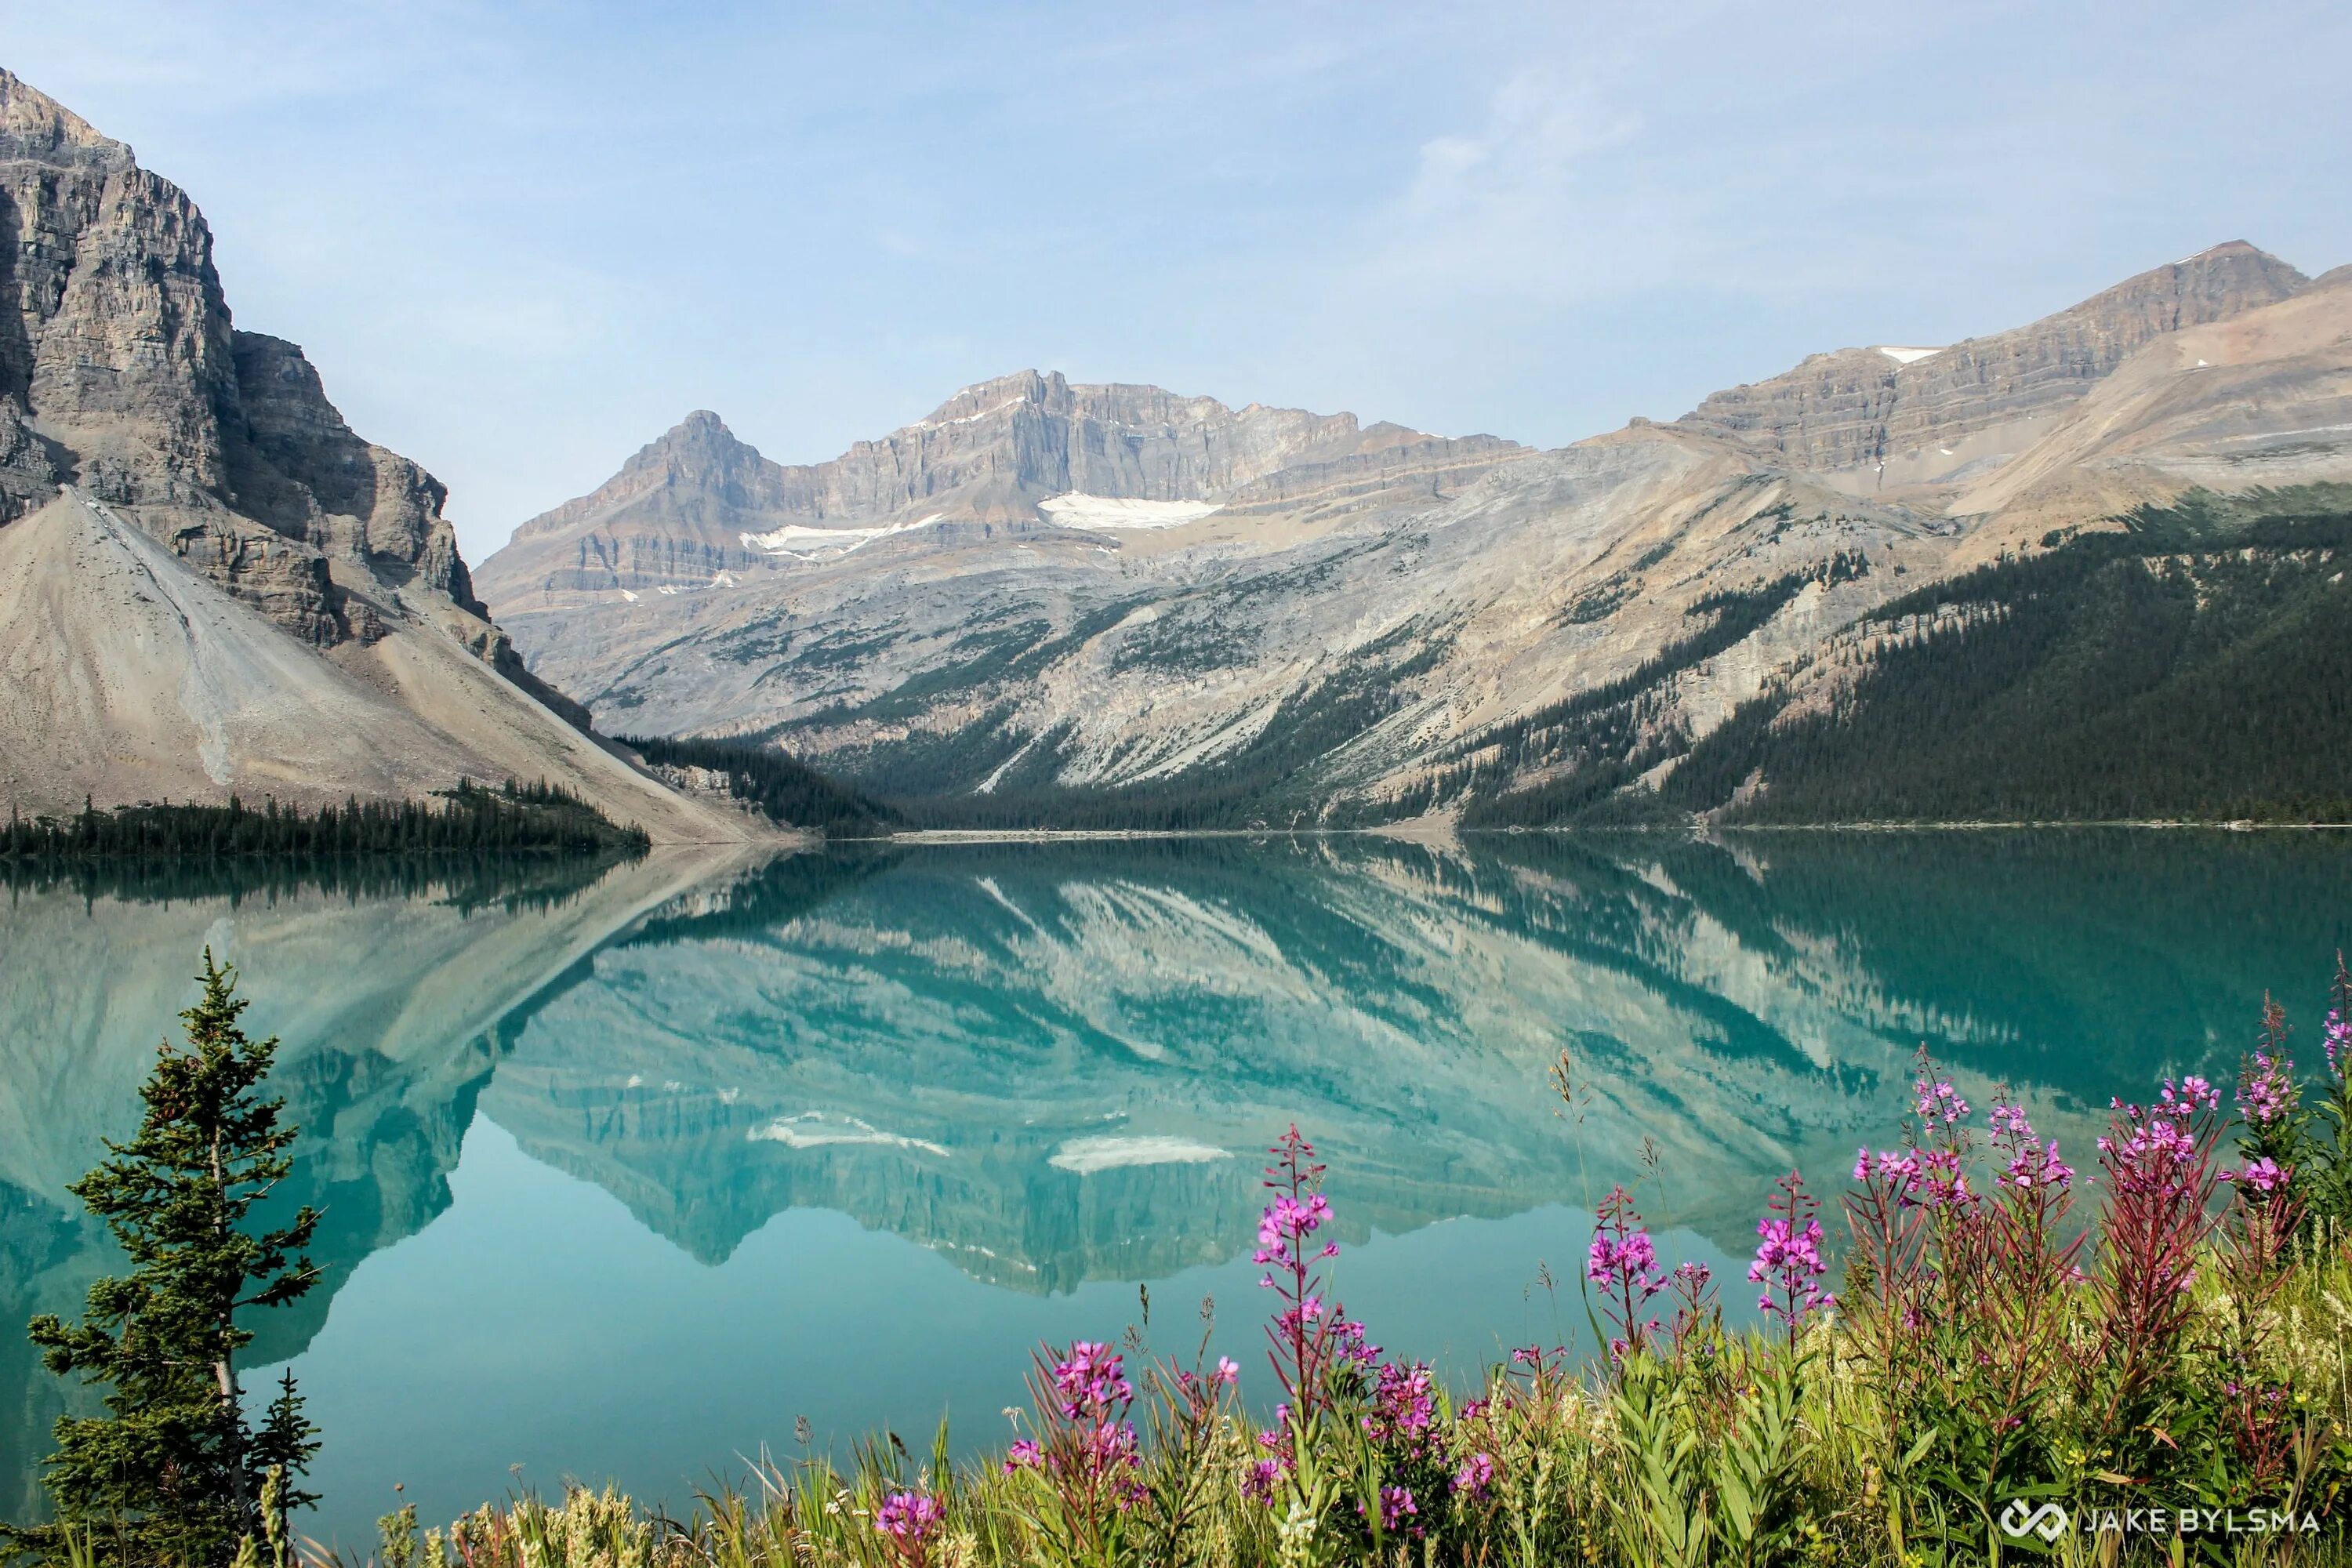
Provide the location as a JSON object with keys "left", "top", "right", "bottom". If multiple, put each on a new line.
{"left": 0, "top": 67, "right": 131, "bottom": 169}
{"left": 630, "top": 410, "right": 764, "bottom": 477}
{"left": 1678, "top": 241, "right": 2310, "bottom": 481}
{"left": 916, "top": 370, "right": 1068, "bottom": 426}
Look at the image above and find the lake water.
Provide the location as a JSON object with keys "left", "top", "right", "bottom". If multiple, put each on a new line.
{"left": 4, "top": 831, "right": 2349, "bottom": 1546}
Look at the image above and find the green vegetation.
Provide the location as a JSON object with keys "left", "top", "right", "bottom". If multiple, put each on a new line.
{"left": 1472, "top": 488, "right": 2352, "bottom": 827}
{"left": 11, "top": 951, "right": 2352, "bottom": 1564}
{"left": 3, "top": 957, "right": 318, "bottom": 1568}
{"left": 1, "top": 782, "right": 650, "bottom": 862}
{"left": 323, "top": 993, "right": 2352, "bottom": 1566}
{"left": 0, "top": 848, "right": 639, "bottom": 916}
{"left": 1668, "top": 492, "right": 2352, "bottom": 824}
{"left": 617, "top": 734, "right": 897, "bottom": 835}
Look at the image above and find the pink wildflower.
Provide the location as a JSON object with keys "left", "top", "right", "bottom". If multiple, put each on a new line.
{"left": 874, "top": 1491, "right": 942, "bottom": 1543}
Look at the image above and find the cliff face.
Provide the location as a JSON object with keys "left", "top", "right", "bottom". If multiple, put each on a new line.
{"left": 473, "top": 375, "right": 1524, "bottom": 599}
{"left": 0, "top": 68, "right": 754, "bottom": 837}
{"left": 0, "top": 70, "right": 487, "bottom": 644}
{"left": 477, "top": 242, "right": 2351, "bottom": 825}
{"left": 1678, "top": 242, "right": 2309, "bottom": 484}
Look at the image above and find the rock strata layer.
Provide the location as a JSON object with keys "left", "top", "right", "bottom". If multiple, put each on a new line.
{"left": 0, "top": 67, "right": 752, "bottom": 838}
{"left": 480, "top": 245, "right": 2352, "bottom": 823}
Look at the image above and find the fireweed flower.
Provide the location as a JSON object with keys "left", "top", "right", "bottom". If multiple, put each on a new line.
{"left": 1989, "top": 1102, "right": 2074, "bottom": 1191}
{"left": 874, "top": 1491, "right": 942, "bottom": 1543}
{"left": 1051, "top": 1341, "right": 1134, "bottom": 1417}
{"left": 1587, "top": 1186, "right": 1669, "bottom": 1356}
{"left": 1452, "top": 1452, "right": 1497, "bottom": 1501}
{"left": 1241, "top": 1424, "right": 1294, "bottom": 1504}
{"left": 1913, "top": 1055, "right": 1973, "bottom": 1138}
{"left": 1255, "top": 1125, "right": 1364, "bottom": 1417}
{"left": 1363, "top": 1359, "right": 1437, "bottom": 1452}
{"left": 2237, "top": 1051, "right": 2298, "bottom": 1127}
{"left": 1377, "top": 1485, "right": 1418, "bottom": 1534}
{"left": 1750, "top": 1171, "right": 1833, "bottom": 1339}
{"left": 2222, "top": 1156, "right": 2292, "bottom": 1196}
{"left": 1915, "top": 1146, "right": 1974, "bottom": 1211}
{"left": 1011, "top": 1340, "right": 1147, "bottom": 1510}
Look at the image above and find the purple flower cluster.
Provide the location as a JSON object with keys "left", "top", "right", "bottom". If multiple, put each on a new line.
{"left": 1750, "top": 1171, "right": 1833, "bottom": 1338}
{"left": 1377, "top": 1485, "right": 1418, "bottom": 1533}
{"left": 1048, "top": 1341, "right": 1132, "bottom": 1417}
{"left": 1240, "top": 1423, "right": 1291, "bottom": 1504}
{"left": 1451, "top": 1451, "right": 1496, "bottom": 1501}
{"left": 1915, "top": 1067, "right": 1973, "bottom": 1137}
{"left": 2222, "top": 1156, "right": 2292, "bottom": 1196}
{"left": 1587, "top": 1185, "right": 1668, "bottom": 1355}
{"left": 2100, "top": 1076, "right": 2219, "bottom": 1167}
{"left": 1586, "top": 1223, "right": 1663, "bottom": 1298}
{"left": 1004, "top": 1341, "right": 1145, "bottom": 1508}
{"left": 1990, "top": 1102, "right": 2074, "bottom": 1192}
{"left": 2325, "top": 1009, "right": 2349, "bottom": 1077}
{"left": 1363, "top": 1359, "right": 1437, "bottom": 1452}
{"left": 874, "top": 1490, "right": 942, "bottom": 1543}
{"left": 2236, "top": 1051, "right": 2298, "bottom": 1127}
{"left": 1254, "top": 1192, "right": 1337, "bottom": 1274}
{"left": 1750, "top": 1218, "right": 1831, "bottom": 1318}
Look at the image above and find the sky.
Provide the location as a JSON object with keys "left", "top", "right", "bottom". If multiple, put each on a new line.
{"left": 5, "top": 0, "right": 2348, "bottom": 562}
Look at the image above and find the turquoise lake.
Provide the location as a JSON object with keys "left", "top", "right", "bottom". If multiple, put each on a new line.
{"left": 4, "top": 831, "right": 2350, "bottom": 1546}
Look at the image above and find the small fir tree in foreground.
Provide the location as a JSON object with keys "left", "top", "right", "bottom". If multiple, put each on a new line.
{"left": 5, "top": 951, "right": 321, "bottom": 1567}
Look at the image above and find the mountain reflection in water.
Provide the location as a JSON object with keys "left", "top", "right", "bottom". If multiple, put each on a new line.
{"left": 3, "top": 831, "right": 2347, "bottom": 1538}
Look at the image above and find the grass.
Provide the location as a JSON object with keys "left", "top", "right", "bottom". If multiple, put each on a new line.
{"left": 322, "top": 1001, "right": 2352, "bottom": 1568}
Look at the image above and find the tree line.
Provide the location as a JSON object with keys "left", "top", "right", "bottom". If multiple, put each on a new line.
{"left": 2, "top": 779, "right": 651, "bottom": 862}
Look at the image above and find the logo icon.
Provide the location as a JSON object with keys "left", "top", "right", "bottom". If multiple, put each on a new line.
{"left": 1999, "top": 1500, "right": 2069, "bottom": 1542}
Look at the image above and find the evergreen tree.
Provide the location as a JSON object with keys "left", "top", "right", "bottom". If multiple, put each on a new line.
{"left": 7, "top": 953, "right": 321, "bottom": 1567}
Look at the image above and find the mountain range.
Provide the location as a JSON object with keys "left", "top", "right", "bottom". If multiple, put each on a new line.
{"left": 475, "top": 241, "right": 2352, "bottom": 825}
{"left": 0, "top": 68, "right": 752, "bottom": 840}
{"left": 5, "top": 60, "right": 2347, "bottom": 833}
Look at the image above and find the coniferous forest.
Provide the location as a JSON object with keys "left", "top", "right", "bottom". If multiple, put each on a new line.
{"left": 0, "top": 779, "right": 651, "bottom": 863}
{"left": 615, "top": 733, "right": 898, "bottom": 835}
{"left": 1472, "top": 486, "right": 2352, "bottom": 827}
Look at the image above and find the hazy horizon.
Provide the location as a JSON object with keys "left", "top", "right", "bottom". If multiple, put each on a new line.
{"left": 6, "top": 0, "right": 2347, "bottom": 562}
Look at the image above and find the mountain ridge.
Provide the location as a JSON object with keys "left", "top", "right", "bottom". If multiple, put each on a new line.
{"left": 479, "top": 241, "right": 2352, "bottom": 827}
{"left": 0, "top": 67, "right": 757, "bottom": 840}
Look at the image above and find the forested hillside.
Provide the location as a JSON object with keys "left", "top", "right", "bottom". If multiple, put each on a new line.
{"left": 618, "top": 734, "right": 899, "bottom": 835}
{"left": 1473, "top": 486, "right": 2352, "bottom": 826}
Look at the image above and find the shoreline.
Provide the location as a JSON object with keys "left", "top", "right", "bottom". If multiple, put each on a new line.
{"left": 869, "top": 819, "right": 2352, "bottom": 844}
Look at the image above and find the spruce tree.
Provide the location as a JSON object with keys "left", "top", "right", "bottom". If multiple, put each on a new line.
{"left": 9, "top": 952, "right": 321, "bottom": 1566}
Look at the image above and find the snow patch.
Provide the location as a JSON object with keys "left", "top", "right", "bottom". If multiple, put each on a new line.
{"left": 1876, "top": 346, "right": 1944, "bottom": 365}
{"left": 910, "top": 397, "right": 1026, "bottom": 431}
{"left": 1047, "top": 1134, "right": 1230, "bottom": 1174}
{"left": 619, "top": 589, "right": 640, "bottom": 603}
{"left": 1038, "top": 494, "right": 1225, "bottom": 531}
{"left": 740, "top": 519, "right": 934, "bottom": 559}
{"left": 750, "top": 1112, "right": 949, "bottom": 1157}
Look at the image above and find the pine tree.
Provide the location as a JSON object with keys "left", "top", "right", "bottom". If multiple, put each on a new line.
{"left": 8, "top": 952, "right": 321, "bottom": 1566}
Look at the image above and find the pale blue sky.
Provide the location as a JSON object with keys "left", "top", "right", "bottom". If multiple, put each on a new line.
{"left": 6, "top": 1, "right": 2347, "bottom": 560}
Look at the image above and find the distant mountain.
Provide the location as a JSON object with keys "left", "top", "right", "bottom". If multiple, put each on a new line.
{"left": 1679, "top": 240, "right": 2309, "bottom": 481}
{"left": 478, "top": 241, "right": 2352, "bottom": 826}
{"left": 0, "top": 67, "right": 753, "bottom": 840}
{"left": 471, "top": 373, "right": 1523, "bottom": 601}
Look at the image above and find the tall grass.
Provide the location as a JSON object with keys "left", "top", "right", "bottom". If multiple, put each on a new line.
{"left": 321, "top": 973, "right": 2352, "bottom": 1568}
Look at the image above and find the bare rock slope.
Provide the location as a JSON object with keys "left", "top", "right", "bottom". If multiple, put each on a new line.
{"left": 479, "top": 243, "right": 2350, "bottom": 822}
{"left": 0, "top": 68, "right": 749, "bottom": 839}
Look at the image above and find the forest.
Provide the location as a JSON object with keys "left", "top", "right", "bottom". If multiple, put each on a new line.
{"left": 1472, "top": 486, "right": 2352, "bottom": 826}
{"left": 0, "top": 779, "right": 651, "bottom": 862}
